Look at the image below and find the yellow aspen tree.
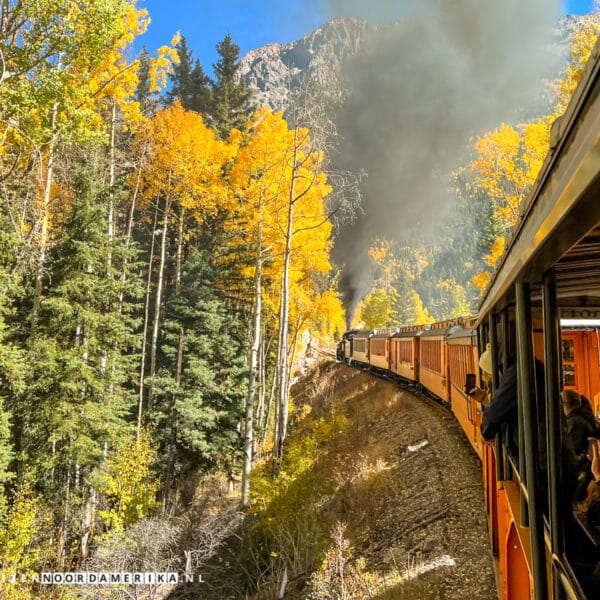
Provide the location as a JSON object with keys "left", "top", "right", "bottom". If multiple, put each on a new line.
{"left": 136, "top": 101, "right": 230, "bottom": 415}
{"left": 468, "top": 9, "right": 600, "bottom": 295}
{"left": 468, "top": 118, "right": 551, "bottom": 293}
{"left": 228, "top": 117, "right": 281, "bottom": 506}
{"left": 268, "top": 119, "right": 332, "bottom": 462}
{"left": 555, "top": 8, "right": 600, "bottom": 115}
{"left": 97, "top": 429, "right": 159, "bottom": 532}
{"left": 229, "top": 107, "right": 334, "bottom": 489}
{"left": 310, "top": 288, "right": 346, "bottom": 342}
{"left": 360, "top": 289, "right": 392, "bottom": 329}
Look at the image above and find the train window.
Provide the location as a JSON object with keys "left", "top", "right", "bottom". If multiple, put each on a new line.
{"left": 399, "top": 341, "right": 412, "bottom": 363}
{"left": 562, "top": 339, "right": 575, "bottom": 362}
{"left": 371, "top": 339, "right": 386, "bottom": 356}
{"left": 563, "top": 364, "right": 577, "bottom": 387}
{"left": 354, "top": 339, "right": 366, "bottom": 353}
{"left": 422, "top": 340, "right": 442, "bottom": 373}
{"left": 562, "top": 339, "right": 577, "bottom": 388}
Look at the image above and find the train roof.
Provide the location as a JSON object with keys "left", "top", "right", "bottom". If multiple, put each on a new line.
{"left": 420, "top": 325, "right": 454, "bottom": 337}
{"left": 478, "top": 38, "right": 600, "bottom": 322}
{"left": 353, "top": 330, "right": 373, "bottom": 339}
{"left": 391, "top": 329, "right": 424, "bottom": 338}
{"left": 371, "top": 331, "right": 392, "bottom": 339}
{"left": 447, "top": 324, "right": 477, "bottom": 341}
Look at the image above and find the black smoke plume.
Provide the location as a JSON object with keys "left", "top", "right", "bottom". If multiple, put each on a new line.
{"left": 316, "top": 0, "right": 561, "bottom": 323}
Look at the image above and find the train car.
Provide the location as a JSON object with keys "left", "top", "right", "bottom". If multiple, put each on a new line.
{"left": 446, "top": 318, "right": 484, "bottom": 458}
{"left": 350, "top": 330, "right": 372, "bottom": 365}
{"left": 389, "top": 326, "right": 423, "bottom": 383}
{"left": 369, "top": 331, "right": 392, "bottom": 371}
{"left": 473, "top": 37, "right": 600, "bottom": 600}
{"left": 418, "top": 320, "right": 454, "bottom": 403}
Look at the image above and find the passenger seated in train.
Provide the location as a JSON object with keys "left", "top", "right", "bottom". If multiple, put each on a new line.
{"left": 570, "top": 437, "right": 600, "bottom": 596}
{"left": 562, "top": 390, "right": 600, "bottom": 502}
{"left": 576, "top": 438, "right": 600, "bottom": 517}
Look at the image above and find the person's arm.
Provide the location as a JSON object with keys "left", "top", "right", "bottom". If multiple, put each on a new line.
{"left": 480, "top": 362, "right": 518, "bottom": 440}
{"left": 575, "top": 438, "right": 600, "bottom": 512}
{"left": 590, "top": 438, "right": 600, "bottom": 483}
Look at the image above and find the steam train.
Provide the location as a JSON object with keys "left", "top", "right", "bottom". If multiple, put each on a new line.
{"left": 335, "top": 38, "right": 600, "bottom": 600}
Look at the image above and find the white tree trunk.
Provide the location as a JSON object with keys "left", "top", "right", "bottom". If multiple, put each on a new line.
{"left": 148, "top": 196, "right": 169, "bottom": 408}
{"left": 274, "top": 151, "right": 296, "bottom": 460}
{"left": 242, "top": 223, "right": 263, "bottom": 507}
{"left": 32, "top": 101, "right": 58, "bottom": 327}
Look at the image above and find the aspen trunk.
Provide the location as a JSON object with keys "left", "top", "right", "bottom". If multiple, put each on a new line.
{"left": 80, "top": 488, "right": 96, "bottom": 560}
{"left": 137, "top": 204, "right": 159, "bottom": 435}
{"left": 119, "top": 139, "right": 147, "bottom": 312}
{"left": 107, "top": 102, "right": 116, "bottom": 271}
{"left": 148, "top": 196, "right": 170, "bottom": 407}
{"left": 274, "top": 174, "right": 295, "bottom": 460}
{"left": 175, "top": 207, "right": 185, "bottom": 293}
{"left": 286, "top": 315, "right": 305, "bottom": 394}
{"left": 32, "top": 101, "right": 58, "bottom": 327}
{"left": 242, "top": 224, "right": 262, "bottom": 507}
{"left": 261, "top": 336, "right": 276, "bottom": 448}
{"left": 255, "top": 332, "right": 266, "bottom": 455}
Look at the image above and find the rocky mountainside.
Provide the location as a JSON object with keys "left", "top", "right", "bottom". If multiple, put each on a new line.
{"left": 239, "top": 14, "right": 586, "bottom": 115}
{"left": 239, "top": 17, "right": 372, "bottom": 112}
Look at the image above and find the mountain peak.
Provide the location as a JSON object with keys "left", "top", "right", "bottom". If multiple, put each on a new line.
{"left": 239, "top": 16, "right": 371, "bottom": 112}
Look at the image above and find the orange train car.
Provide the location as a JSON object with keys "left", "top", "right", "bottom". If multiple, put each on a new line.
{"left": 418, "top": 320, "right": 454, "bottom": 403}
{"left": 473, "top": 35, "right": 600, "bottom": 600}
{"left": 338, "top": 313, "right": 600, "bottom": 600}
{"left": 350, "top": 330, "right": 372, "bottom": 365}
{"left": 369, "top": 331, "right": 391, "bottom": 371}
{"left": 389, "top": 325, "right": 423, "bottom": 383}
{"left": 446, "top": 319, "right": 485, "bottom": 458}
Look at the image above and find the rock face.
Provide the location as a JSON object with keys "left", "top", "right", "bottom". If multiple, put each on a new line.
{"left": 239, "top": 14, "right": 587, "bottom": 115}
{"left": 239, "top": 17, "right": 372, "bottom": 112}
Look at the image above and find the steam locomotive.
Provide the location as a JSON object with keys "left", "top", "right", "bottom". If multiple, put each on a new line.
{"left": 336, "top": 37, "right": 600, "bottom": 600}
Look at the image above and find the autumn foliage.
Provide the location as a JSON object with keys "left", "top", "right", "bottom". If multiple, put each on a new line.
{"left": 467, "top": 13, "right": 600, "bottom": 294}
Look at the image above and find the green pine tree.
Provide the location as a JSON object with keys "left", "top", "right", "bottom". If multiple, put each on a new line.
{"left": 189, "top": 59, "right": 212, "bottom": 114}
{"left": 166, "top": 36, "right": 193, "bottom": 106}
{"left": 136, "top": 46, "right": 159, "bottom": 117}
{"left": 390, "top": 270, "right": 433, "bottom": 326}
{"left": 166, "top": 36, "right": 212, "bottom": 114}
{"left": 209, "top": 33, "right": 254, "bottom": 138}
{"left": 147, "top": 240, "right": 246, "bottom": 502}
{"left": 0, "top": 214, "right": 26, "bottom": 518}
{"left": 19, "top": 161, "right": 142, "bottom": 505}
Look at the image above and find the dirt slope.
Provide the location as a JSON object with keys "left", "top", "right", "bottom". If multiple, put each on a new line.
{"left": 287, "top": 360, "right": 497, "bottom": 599}
{"left": 171, "top": 359, "right": 497, "bottom": 599}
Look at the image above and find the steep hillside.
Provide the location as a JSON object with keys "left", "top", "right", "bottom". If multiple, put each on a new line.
{"left": 176, "top": 360, "right": 497, "bottom": 599}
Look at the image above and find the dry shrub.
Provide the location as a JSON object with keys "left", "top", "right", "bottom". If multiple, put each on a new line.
{"left": 306, "top": 521, "right": 377, "bottom": 600}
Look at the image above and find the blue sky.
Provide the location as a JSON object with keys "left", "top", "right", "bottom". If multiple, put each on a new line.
{"left": 136, "top": 0, "right": 596, "bottom": 77}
